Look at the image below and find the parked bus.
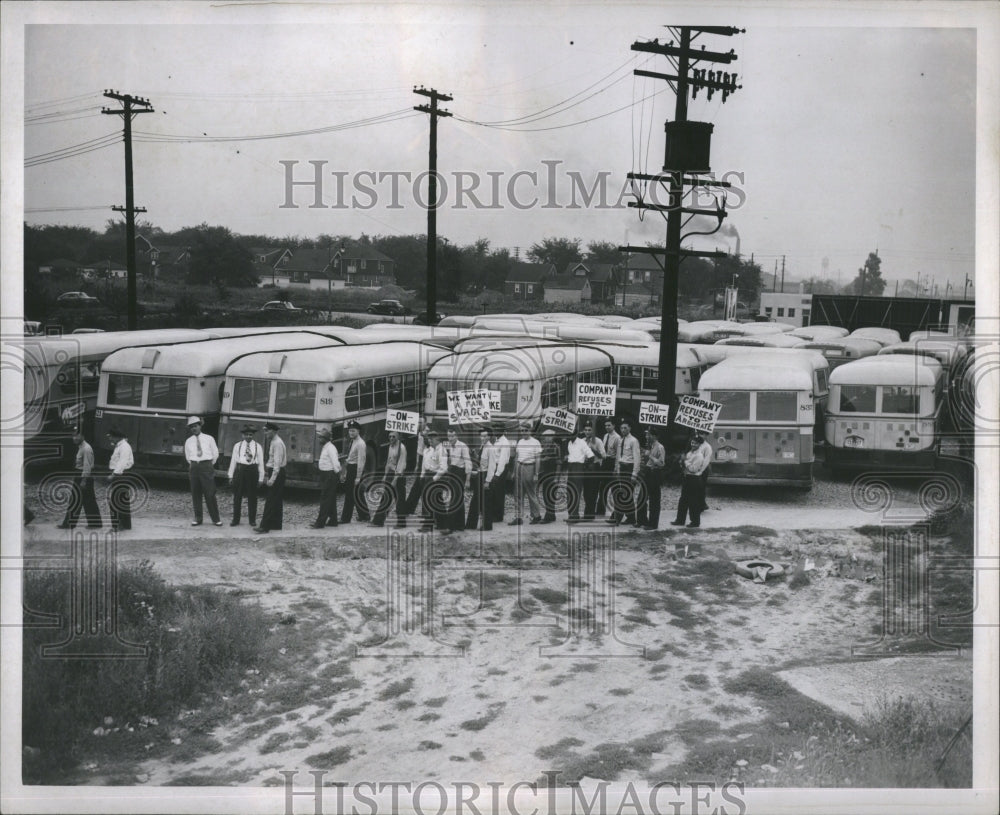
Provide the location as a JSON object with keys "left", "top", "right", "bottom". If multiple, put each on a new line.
{"left": 849, "top": 327, "right": 901, "bottom": 347}
{"left": 94, "top": 331, "right": 348, "bottom": 474}
{"left": 356, "top": 323, "right": 471, "bottom": 348}
{"left": 218, "top": 340, "right": 450, "bottom": 486}
{"left": 697, "top": 353, "right": 821, "bottom": 488}
{"left": 877, "top": 339, "right": 969, "bottom": 383}
{"left": 789, "top": 325, "right": 850, "bottom": 341}
{"left": 716, "top": 334, "right": 809, "bottom": 349}
{"left": 608, "top": 342, "right": 711, "bottom": 427}
{"left": 825, "top": 355, "right": 946, "bottom": 472}
{"left": 423, "top": 339, "right": 615, "bottom": 441}
{"left": 802, "top": 337, "right": 883, "bottom": 370}
{"left": 20, "top": 328, "right": 213, "bottom": 457}
{"left": 467, "top": 318, "right": 655, "bottom": 344}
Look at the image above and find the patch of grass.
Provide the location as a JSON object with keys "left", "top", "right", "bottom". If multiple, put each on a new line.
{"left": 470, "top": 749, "right": 486, "bottom": 761}
{"left": 21, "top": 561, "right": 273, "bottom": 784}
{"left": 259, "top": 731, "right": 294, "bottom": 754}
{"left": 608, "top": 688, "right": 633, "bottom": 696}
{"left": 418, "top": 740, "right": 443, "bottom": 750}
{"left": 396, "top": 700, "right": 416, "bottom": 711}
{"left": 423, "top": 696, "right": 448, "bottom": 708}
{"left": 459, "top": 703, "right": 506, "bottom": 732}
{"left": 305, "top": 746, "right": 352, "bottom": 768}
{"left": 415, "top": 712, "right": 441, "bottom": 722}
{"left": 377, "top": 678, "right": 414, "bottom": 701}
{"left": 535, "top": 737, "right": 585, "bottom": 760}
{"left": 683, "top": 673, "right": 711, "bottom": 689}
{"left": 788, "top": 570, "right": 811, "bottom": 590}
{"left": 326, "top": 705, "right": 366, "bottom": 726}
{"left": 529, "top": 587, "right": 569, "bottom": 606}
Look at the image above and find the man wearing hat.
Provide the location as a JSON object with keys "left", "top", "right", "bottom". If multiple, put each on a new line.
{"left": 414, "top": 428, "right": 448, "bottom": 532}
{"left": 340, "top": 420, "right": 371, "bottom": 524}
{"left": 371, "top": 430, "right": 407, "bottom": 528}
{"left": 228, "top": 424, "right": 265, "bottom": 526}
{"left": 106, "top": 427, "right": 134, "bottom": 531}
{"left": 671, "top": 431, "right": 711, "bottom": 528}
{"left": 185, "top": 416, "right": 222, "bottom": 526}
{"left": 538, "top": 428, "right": 561, "bottom": 524}
{"left": 695, "top": 431, "right": 714, "bottom": 513}
{"left": 311, "top": 426, "right": 341, "bottom": 529}
{"left": 564, "top": 424, "right": 595, "bottom": 523}
{"left": 254, "top": 422, "right": 286, "bottom": 533}
{"left": 490, "top": 422, "right": 514, "bottom": 523}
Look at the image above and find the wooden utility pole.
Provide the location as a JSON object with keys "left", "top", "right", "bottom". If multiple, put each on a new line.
{"left": 621, "top": 27, "right": 743, "bottom": 422}
{"left": 414, "top": 87, "right": 452, "bottom": 325}
{"left": 102, "top": 90, "right": 153, "bottom": 331}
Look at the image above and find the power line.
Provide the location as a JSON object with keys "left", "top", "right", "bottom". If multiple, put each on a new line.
{"left": 25, "top": 133, "right": 122, "bottom": 167}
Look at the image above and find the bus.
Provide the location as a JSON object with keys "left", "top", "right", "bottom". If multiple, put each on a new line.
{"left": 716, "top": 334, "right": 809, "bottom": 349}
{"left": 877, "top": 339, "right": 969, "bottom": 384}
{"left": 20, "top": 328, "right": 214, "bottom": 457}
{"left": 697, "top": 353, "right": 821, "bottom": 488}
{"left": 802, "top": 337, "right": 883, "bottom": 370}
{"left": 356, "top": 323, "right": 472, "bottom": 348}
{"left": 423, "top": 339, "right": 615, "bottom": 441}
{"left": 467, "top": 318, "right": 655, "bottom": 344}
{"left": 94, "top": 331, "right": 349, "bottom": 474}
{"left": 789, "top": 325, "right": 850, "bottom": 341}
{"left": 825, "top": 355, "right": 946, "bottom": 472}
{"left": 218, "top": 341, "right": 450, "bottom": 486}
{"left": 849, "top": 327, "right": 901, "bottom": 347}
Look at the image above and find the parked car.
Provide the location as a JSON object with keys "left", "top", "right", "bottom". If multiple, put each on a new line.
{"left": 70, "top": 327, "right": 106, "bottom": 333}
{"left": 56, "top": 291, "right": 100, "bottom": 305}
{"left": 367, "top": 299, "right": 411, "bottom": 316}
{"left": 260, "top": 300, "right": 301, "bottom": 312}
{"left": 24, "top": 320, "right": 42, "bottom": 336}
{"left": 412, "top": 311, "right": 446, "bottom": 326}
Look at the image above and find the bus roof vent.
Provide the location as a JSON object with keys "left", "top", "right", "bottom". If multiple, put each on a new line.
{"left": 141, "top": 349, "right": 160, "bottom": 369}
{"left": 268, "top": 353, "right": 287, "bottom": 374}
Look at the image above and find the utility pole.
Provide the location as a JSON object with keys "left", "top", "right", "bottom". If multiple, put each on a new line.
{"left": 621, "top": 26, "right": 743, "bottom": 424}
{"left": 102, "top": 90, "right": 153, "bottom": 331}
{"left": 414, "top": 86, "right": 452, "bottom": 325}
{"left": 780, "top": 255, "right": 785, "bottom": 294}
{"left": 773, "top": 260, "right": 778, "bottom": 292}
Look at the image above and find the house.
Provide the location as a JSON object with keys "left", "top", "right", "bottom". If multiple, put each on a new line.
{"left": 505, "top": 262, "right": 553, "bottom": 300}
{"left": 279, "top": 248, "right": 343, "bottom": 290}
{"left": 545, "top": 261, "right": 620, "bottom": 305}
{"left": 252, "top": 247, "right": 293, "bottom": 286}
{"left": 38, "top": 258, "right": 80, "bottom": 275}
{"left": 759, "top": 291, "right": 813, "bottom": 327}
{"left": 79, "top": 260, "right": 127, "bottom": 280}
{"left": 616, "top": 255, "right": 664, "bottom": 307}
{"left": 336, "top": 241, "right": 396, "bottom": 288}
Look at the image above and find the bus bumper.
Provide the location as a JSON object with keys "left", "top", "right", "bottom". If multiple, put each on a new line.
{"left": 824, "top": 445, "right": 938, "bottom": 471}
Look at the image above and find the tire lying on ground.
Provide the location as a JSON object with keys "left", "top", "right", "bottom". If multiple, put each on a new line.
{"left": 733, "top": 559, "right": 786, "bottom": 583}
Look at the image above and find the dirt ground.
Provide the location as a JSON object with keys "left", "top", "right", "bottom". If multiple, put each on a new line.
{"left": 21, "top": 498, "right": 973, "bottom": 788}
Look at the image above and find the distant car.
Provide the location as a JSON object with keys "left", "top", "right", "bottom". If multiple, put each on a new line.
{"left": 70, "top": 327, "right": 106, "bottom": 333}
{"left": 57, "top": 291, "right": 99, "bottom": 304}
{"left": 367, "top": 299, "right": 411, "bottom": 316}
{"left": 412, "top": 311, "right": 446, "bottom": 326}
{"left": 24, "top": 320, "right": 42, "bottom": 336}
{"left": 260, "top": 300, "right": 302, "bottom": 312}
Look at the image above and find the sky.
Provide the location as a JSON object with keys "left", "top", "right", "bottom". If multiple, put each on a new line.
{"left": 5, "top": 1, "right": 998, "bottom": 295}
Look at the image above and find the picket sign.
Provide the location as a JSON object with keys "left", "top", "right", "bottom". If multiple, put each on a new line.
{"left": 541, "top": 406, "right": 577, "bottom": 433}
{"left": 446, "top": 390, "right": 492, "bottom": 425}
{"left": 385, "top": 409, "right": 419, "bottom": 434}
{"left": 674, "top": 395, "right": 722, "bottom": 432}
{"left": 638, "top": 401, "right": 670, "bottom": 426}
{"left": 576, "top": 382, "right": 616, "bottom": 416}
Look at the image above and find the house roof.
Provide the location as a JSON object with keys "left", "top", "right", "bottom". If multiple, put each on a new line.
{"left": 151, "top": 246, "right": 190, "bottom": 265}
{"left": 546, "top": 277, "right": 590, "bottom": 291}
{"left": 626, "top": 254, "right": 665, "bottom": 272}
{"left": 507, "top": 262, "right": 552, "bottom": 283}
{"left": 251, "top": 247, "right": 290, "bottom": 263}
{"left": 342, "top": 242, "right": 394, "bottom": 263}
{"left": 284, "top": 248, "right": 337, "bottom": 273}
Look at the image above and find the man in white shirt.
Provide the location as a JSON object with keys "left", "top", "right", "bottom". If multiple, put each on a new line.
{"left": 414, "top": 429, "right": 448, "bottom": 532}
{"left": 442, "top": 429, "right": 472, "bottom": 534}
{"left": 671, "top": 432, "right": 712, "bottom": 528}
{"left": 58, "top": 428, "right": 102, "bottom": 529}
{"left": 565, "top": 425, "right": 595, "bottom": 523}
{"left": 106, "top": 427, "right": 134, "bottom": 531}
{"left": 582, "top": 422, "right": 606, "bottom": 521}
{"left": 491, "top": 423, "right": 513, "bottom": 523}
{"left": 371, "top": 431, "right": 407, "bottom": 528}
{"left": 608, "top": 420, "right": 641, "bottom": 526}
{"left": 228, "top": 424, "right": 265, "bottom": 527}
{"left": 341, "top": 421, "right": 371, "bottom": 524}
{"left": 310, "top": 426, "right": 342, "bottom": 529}
{"left": 255, "top": 422, "right": 287, "bottom": 533}
{"left": 510, "top": 423, "right": 543, "bottom": 525}
{"left": 466, "top": 428, "right": 496, "bottom": 531}
{"left": 597, "top": 419, "right": 622, "bottom": 518}
{"left": 184, "top": 416, "right": 222, "bottom": 526}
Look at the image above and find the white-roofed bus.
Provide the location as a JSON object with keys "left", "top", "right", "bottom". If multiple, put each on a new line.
{"left": 825, "top": 355, "right": 946, "bottom": 472}
{"left": 697, "top": 353, "right": 822, "bottom": 489}
{"left": 94, "top": 331, "right": 349, "bottom": 475}
{"left": 423, "top": 338, "right": 614, "bottom": 443}
{"left": 218, "top": 341, "right": 450, "bottom": 486}
{"left": 802, "top": 337, "right": 883, "bottom": 371}
{"left": 20, "top": 328, "right": 215, "bottom": 462}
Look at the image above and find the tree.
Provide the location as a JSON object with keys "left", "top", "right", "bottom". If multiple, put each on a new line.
{"left": 186, "top": 225, "right": 256, "bottom": 287}
{"left": 527, "top": 237, "right": 582, "bottom": 271}
{"left": 585, "top": 240, "right": 624, "bottom": 266}
{"left": 849, "top": 251, "right": 886, "bottom": 296}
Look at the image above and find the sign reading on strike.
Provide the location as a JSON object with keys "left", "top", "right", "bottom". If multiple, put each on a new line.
{"left": 385, "top": 409, "right": 419, "bottom": 435}
{"left": 541, "top": 406, "right": 577, "bottom": 433}
{"left": 488, "top": 390, "right": 502, "bottom": 413}
{"left": 675, "top": 395, "right": 722, "bottom": 432}
{"left": 638, "top": 401, "right": 670, "bottom": 426}
{"left": 446, "top": 390, "right": 492, "bottom": 425}
{"left": 576, "top": 382, "right": 616, "bottom": 416}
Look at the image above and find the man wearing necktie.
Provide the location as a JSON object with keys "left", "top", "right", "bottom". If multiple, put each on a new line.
{"left": 255, "top": 422, "right": 287, "bottom": 533}
{"left": 340, "top": 421, "right": 371, "bottom": 524}
{"left": 597, "top": 419, "right": 621, "bottom": 518}
{"left": 185, "top": 416, "right": 222, "bottom": 526}
{"left": 227, "top": 424, "right": 265, "bottom": 526}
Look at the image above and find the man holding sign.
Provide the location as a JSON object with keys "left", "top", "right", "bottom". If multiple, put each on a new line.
{"left": 371, "top": 431, "right": 408, "bottom": 528}
{"left": 671, "top": 432, "right": 712, "bottom": 528}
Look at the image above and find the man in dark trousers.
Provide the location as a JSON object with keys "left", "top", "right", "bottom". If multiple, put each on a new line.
{"left": 227, "top": 424, "right": 265, "bottom": 527}
{"left": 58, "top": 428, "right": 102, "bottom": 529}
{"left": 465, "top": 427, "right": 496, "bottom": 531}
{"left": 184, "top": 416, "right": 222, "bottom": 526}
{"left": 637, "top": 428, "right": 666, "bottom": 530}
{"left": 340, "top": 421, "right": 371, "bottom": 523}
{"left": 254, "top": 422, "right": 286, "bottom": 533}
{"left": 671, "top": 432, "right": 711, "bottom": 529}
{"left": 538, "top": 429, "right": 561, "bottom": 523}
{"left": 597, "top": 418, "right": 621, "bottom": 518}
{"left": 310, "top": 426, "right": 341, "bottom": 528}
{"left": 371, "top": 430, "right": 407, "bottom": 527}
{"left": 106, "top": 427, "right": 133, "bottom": 531}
